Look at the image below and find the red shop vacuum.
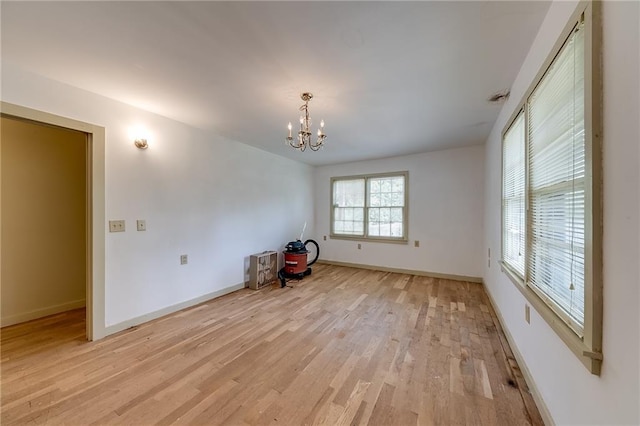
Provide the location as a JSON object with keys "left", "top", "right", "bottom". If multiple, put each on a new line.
{"left": 278, "top": 224, "right": 319, "bottom": 287}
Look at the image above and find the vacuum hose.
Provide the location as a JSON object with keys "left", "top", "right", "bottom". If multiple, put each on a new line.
{"left": 304, "top": 239, "right": 319, "bottom": 266}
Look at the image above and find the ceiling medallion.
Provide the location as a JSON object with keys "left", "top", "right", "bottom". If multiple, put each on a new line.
{"left": 286, "top": 92, "right": 326, "bottom": 152}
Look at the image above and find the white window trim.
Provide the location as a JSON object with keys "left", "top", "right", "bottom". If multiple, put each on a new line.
{"left": 330, "top": 171, "right": 409, "bottom": 243}
{"left": 500, "top": 1, "right": 602, "bottom": 375}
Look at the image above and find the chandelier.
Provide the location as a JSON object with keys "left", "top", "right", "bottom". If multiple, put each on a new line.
{"left": 286, "top": 92, "right": 326, "bottom": 151}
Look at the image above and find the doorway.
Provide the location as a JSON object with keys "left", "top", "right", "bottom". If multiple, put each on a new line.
{"left": 1, "top": 116, "right": 87, "bottom": 336}
{"left": 0, "top": 102, "right": 105, "bottom": 340}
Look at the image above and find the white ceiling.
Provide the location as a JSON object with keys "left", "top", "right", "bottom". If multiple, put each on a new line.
{"left": 1, "top": 1, "right": 550, "bottom": 166}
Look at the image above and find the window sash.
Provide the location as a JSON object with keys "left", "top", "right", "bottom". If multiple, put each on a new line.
{"left": 367, "top": 175, "right": 405, "bottom": 238}
{"left": 502, "top": 112, "right": 526, "bottom": 277}
{"left": 527, "top": 19, "right": 585, "bottom": 332}
{"left": 332, "top": 178, "right": 366, "bottom": 237}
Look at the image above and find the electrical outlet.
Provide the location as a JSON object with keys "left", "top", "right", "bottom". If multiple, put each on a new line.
{"left": 357, "top": 243, "right": 362, "bottom": 250}
{"left": 109, "top": 220, "right": 125, "bottom": 232}
{"left": 414, "top": 240, "right": 420, "bottom": 248}
{"left": 136, "top": 220, "right": 146, "bottom": 231}
{"left": 525, "top": 304, "right": 531, "bottom": 324}
{"left": 323, "top": 235, "right": 327, "bottom": 241}
{"left": 180, "top": 254, "right": 188, "bottom": 265}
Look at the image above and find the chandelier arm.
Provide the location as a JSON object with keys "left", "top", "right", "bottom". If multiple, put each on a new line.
{"left": 309, "top": 135, "right": 325, "bottom": 150}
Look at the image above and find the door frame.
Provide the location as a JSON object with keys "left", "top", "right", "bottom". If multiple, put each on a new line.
{"left": 1, "top": 102, "right": 106, "bottom": 340}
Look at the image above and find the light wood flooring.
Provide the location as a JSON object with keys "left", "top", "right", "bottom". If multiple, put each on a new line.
{"left": 1, "top": 264, "right": 543, "bottom": 425}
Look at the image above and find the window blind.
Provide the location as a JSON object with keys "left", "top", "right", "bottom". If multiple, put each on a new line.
{"left": 502, "top": 113, "right": 526, "bottom": 277}
{"left": 333, "top": 178, "right": 365, "bottom": 236}
{"left": 527, "top": 20, "right": 585, "bottom": 331}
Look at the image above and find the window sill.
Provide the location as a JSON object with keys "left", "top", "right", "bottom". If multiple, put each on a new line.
{"left": 498, "top": 261, "right": 602, "bottom": 375}
{"left": 329, "top": 235, "right": 408, "bottom": 245}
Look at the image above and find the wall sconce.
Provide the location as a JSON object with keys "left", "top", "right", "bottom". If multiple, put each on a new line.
{"left": 134, "top": 138, "right": 148, "bottom": 150}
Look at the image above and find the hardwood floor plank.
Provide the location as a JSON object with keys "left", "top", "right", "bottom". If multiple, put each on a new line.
{"left": 367, "top": 382, "right": 396, "bottom": 425}
{"left": 1, "top": 264, "right": 542, "bottom": 425}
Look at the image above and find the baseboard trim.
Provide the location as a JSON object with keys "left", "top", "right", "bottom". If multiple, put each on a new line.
{"left": 317, "top": 259, "right": 483, "bottom": 283}
{"left": 483, "top": 286, "right": 554, "bottom": 426}
{"left": 104, "top": 283, "right": 245, "bottom": 337}
{"left": 1, "top": 299, "right": 86, "bottom": 327}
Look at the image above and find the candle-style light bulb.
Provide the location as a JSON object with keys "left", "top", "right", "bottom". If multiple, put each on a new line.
{"left": 320, "top": 120, "right": 325, "bottom": 128}
{"left": 287, "top": 122, "right": 292, "bottom": 138}
{"left": 317, "top": 128, "right": 321, "bottom": 136}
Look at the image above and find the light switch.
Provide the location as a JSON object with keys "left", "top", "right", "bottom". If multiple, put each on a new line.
{"left": 180, "top": 254, "right": 188, "bottom": 265}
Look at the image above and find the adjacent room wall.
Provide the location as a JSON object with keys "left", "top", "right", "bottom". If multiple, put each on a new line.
{"left": 483, "top": 1, "right": 640, "bottom": 424}
{"left": 1, "top": 62, "right": 315, "bottom": 331}
{"left": 314, "top": 146, "right": 484, "bottom": 279}
{"left": 1, "top": 117, "right": 87, "bottom": 326}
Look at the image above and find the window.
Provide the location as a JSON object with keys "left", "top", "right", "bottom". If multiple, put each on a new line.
{"left": 331, "top": 172, "right": 408, "bottom": 242}
{"left": 500, "top": 3, "right": 602, "bottom": 374}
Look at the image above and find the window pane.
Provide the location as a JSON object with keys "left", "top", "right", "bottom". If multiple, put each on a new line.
{"left": 527, "top": 21, "right": 585, "bottom": 330}
{"left": 367, "top": 207, "right": 404, "bottom": 238}
{"left": 333, "top": 179, "right": 365, "bottom": 207}
{"left": 354, "top": 222, "right": 364, "bottom": 234}
{"left": 368, "top": 221, "right": 380, "bottom": 236}
{"left": 390, "top": 208, "right": 403, "bottom": 222}
{"left": 333, "top": 207, "right": 364, "bottom": 236}
{"left": 370, "top": 192, "right": 381, "bottom": 207}
{"left": 344, "top": 208, "right": 353, "bottom": 221}
{"left": 344, "top": 221, "right": 353, "bottom": 232}
{"left": 391, "top": 177, "right": 404, "bottom": 193}
{"left": 380, "top": 208, "right": 390, "bottom": 223}
{"left": 391, "top": 222, "right": 403, "bottom": 237}
{"left": 369, "top": 176, "right": 405, "bottom": 208}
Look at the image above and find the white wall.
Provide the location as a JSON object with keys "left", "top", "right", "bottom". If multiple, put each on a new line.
{"left": 315, "top": 146, "right": 484, "bottom": 279}
{"left": 1, "top": 62, "right": 315, "bottom": 330}
{"left": 483, "top": 1, "right": 640, "bottom": 424}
